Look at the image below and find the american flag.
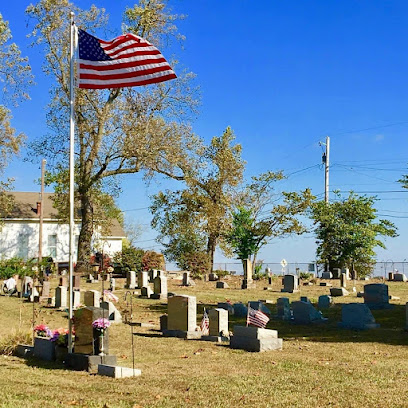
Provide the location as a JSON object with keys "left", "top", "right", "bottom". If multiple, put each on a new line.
{"left": 246, "top": 306, "right": 269, "bottom": 329}
{"left": 200, "top": 309, "right": 210, "bottom": 335}
{"left": 77, "top": 29, "right": 176, "bottom": 89}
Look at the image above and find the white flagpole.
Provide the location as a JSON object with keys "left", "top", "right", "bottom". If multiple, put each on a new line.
{"left": 68, "top": 11, "right": 76, "bottom": 354}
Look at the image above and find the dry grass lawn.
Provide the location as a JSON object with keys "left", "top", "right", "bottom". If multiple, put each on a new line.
{"left": 0, "top": 275, "right": 407, "bottom": 408}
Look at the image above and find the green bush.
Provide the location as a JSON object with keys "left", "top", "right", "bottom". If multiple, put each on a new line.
{"left": 114, "top": 243, "right": 145, "bottom": 272}
{"left": 183, "top": 251, "right": 210, "bottom": 279}
{"left": 299, "top": 272, "right": 313, "bottom": 280}
{"left": 212, "top": 269, "right": 230, "bottom": 278}
{"left": 142, "top": 251, "right": 166, "bottom": 271}
{"left": 0, "top": 258, "right": 37, "bottom": 279}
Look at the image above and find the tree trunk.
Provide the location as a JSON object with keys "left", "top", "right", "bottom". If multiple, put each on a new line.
{"left": 206, "top": 234, "right": 217, "bottom": 273}
{"left": 76, "top": 192, "right": 94, "bottom": 271}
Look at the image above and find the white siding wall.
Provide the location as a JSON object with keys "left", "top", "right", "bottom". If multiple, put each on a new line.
{"left": 0, "top": 220, "right": 122, "bottom": 262}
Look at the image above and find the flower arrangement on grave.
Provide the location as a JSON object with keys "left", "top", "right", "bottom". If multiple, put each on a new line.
{"left": 92, "top": 318, "right": 111, "bottom": 333}
{"left": 50, "top": 328, "right": 74, "bottom": 347}
{"left": 34, "top": 324, "right": 52, "bottom": 338}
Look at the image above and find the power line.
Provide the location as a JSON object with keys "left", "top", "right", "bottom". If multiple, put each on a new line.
{"left": 330, "top": 120, "right": 408, "bottom": 137}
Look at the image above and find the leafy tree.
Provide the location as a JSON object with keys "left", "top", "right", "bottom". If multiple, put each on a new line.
{"left": 225, "top": 171, "right": 314, "bottom": 268}
{"left": 310, "top": 193, "right": 397, "bottom": 277}
{"left": 26, "top": 0, "right": 198, "bottom": 268}
{"left": 0, "top": 13, "right": 33, "bottom": 220}
{"left": 113, "top": 241, "right": 145, "bottom": 272}
{"left": 151, "top": 127, "right": 245, "bottom": 271}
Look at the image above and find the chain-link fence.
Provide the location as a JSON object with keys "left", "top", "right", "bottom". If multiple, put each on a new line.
{"left": 213, "top": 261, "right": 408, "bottom": 278}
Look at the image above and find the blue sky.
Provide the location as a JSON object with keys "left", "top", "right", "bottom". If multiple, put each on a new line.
{"left": 2, "top": 1, "right": 408, "bottom": 266}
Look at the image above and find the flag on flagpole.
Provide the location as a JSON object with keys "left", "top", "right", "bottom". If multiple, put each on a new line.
{"left": 246, "top": 306, "right": 269, "bottom": 328}
{"left": 77, "top": 29, "right": 177, "bottom": 89}
{"left": 200, "top": 309, "right": 210, "bottom": 335}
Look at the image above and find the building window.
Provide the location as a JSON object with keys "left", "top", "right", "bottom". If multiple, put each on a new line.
{"left": 18, "top": 234, "right": 29, "bottom": 259}
{"left": 48, "top": 234, "right": 57, "bottom": 258}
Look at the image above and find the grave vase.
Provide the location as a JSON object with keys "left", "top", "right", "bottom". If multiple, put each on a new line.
{"left": 33, "top": 337, "right": 56, "bottom": 361}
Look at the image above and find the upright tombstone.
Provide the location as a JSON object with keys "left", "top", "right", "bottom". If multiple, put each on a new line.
{"left": 126, "top": 271, "right": 136, "bottom": 289}
{"left": 232, "top": 303, "right": 247, "bottom": 317}
{"left": 59, "top": 276, "right": 68, "bottom": 287}
{"left": 281, "top": 274, "right": 299, "bottom": 293}
{"left": 230, "top": 326, "right": 283, "bottom": 352}
{"left": 340, "top": 273, "right": 347, "bottom": 288}
{"left": 55, "top": 286, "right": 67, "bottom": 309}
{"left": 330, "top": 287, "right": 349, "bottom": 297}
{"left": 209, "top": 308, "right": 229, "bottom": 337}
{"left": 292, "top": 301, "right": 327, "bottom": 324}
{"left": 276, "top": 297, "right": 291, "bottom": 321}
{"left": 394, "top": 273, "right": 407, "bottom": 282}
{"left": 216, "top": 281, "right": 229, "bottom": 289}
{"left": 167, "top": 295, "right": 197, "bottom": 333}
{"left": 73, "top": 275, "right": 81, "bottom": 290}
{"left": 248, "top": 301, "right": 271, "bottom": 315}
{"left": 152, "top": 275, "right": 168, "bottom": 299}
{"left": 149, "top": 269, "right": 158, "bottom": 282}
{"left": 182, "top": 272, "right": 190, "bottom": 286}
{"left": 318, "top": 295, "right": 332, "bottom": 309}
{"left": 341, "top": 268, "right": 350, "bottom": 280}
{"left": 388, "top": 272, "right": 394, "bottom": 282}
{"left": 332, "top": 268, "right": 341, "bottom": 279}
{"left": 208, "top": 272, "right": 219, "bottom": 281}
{"left": 321, "top": 271, "right": 333, "bottom": 279}
{"left": 218, "top": 302, "right": 235, "bottom": 315}
{"left": 363, "top": 283, "right": 392, "bottom": 309}
{"left": 241, "top": 259, "right": 256, "bottom": 289}
{"left": 73, "top": 290, "right": 81, "bottom": 309}
{"left": 84, "top": 290, "right": 100, "bottom": 308}
{"left": 41, "top": 281, "right": 51, "bottom": 298}
{"left": 137, "top": 271, "right": 149, "bottom": 289}
{"left": 338, "top": 303, "right": 380, "bottom": 330}
{"left": 101, "top": 301, "right": 122, "bottom": 323}
{"left": 140, "top": 285, "right": 153, "bottom": 298}
{"left": 109, "top": 278, "right": 116, "bottom": 292}
{"left": 74, "top": 306, "right": 110, "bottom": 355}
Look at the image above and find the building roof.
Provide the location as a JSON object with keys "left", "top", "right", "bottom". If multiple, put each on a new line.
{"left": 5, "top": 192, "right": 126, "bottom": 237}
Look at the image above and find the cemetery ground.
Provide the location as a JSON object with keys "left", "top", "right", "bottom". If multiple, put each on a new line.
{"left": 0, "top": 276, "right": 408, "bottom": 407}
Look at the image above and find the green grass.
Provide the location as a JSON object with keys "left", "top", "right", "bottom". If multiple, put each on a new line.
{"left": 0, "top": 276, "right": 407, "bottom": 407}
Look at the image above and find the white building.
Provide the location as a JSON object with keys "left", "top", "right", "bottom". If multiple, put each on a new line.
{"left": 0, "top": 192, "right": 125, "bottom": 262}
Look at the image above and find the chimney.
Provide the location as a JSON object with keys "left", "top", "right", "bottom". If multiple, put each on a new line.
{"left": 36, "top": 202, "right": 41, "bottom": 215}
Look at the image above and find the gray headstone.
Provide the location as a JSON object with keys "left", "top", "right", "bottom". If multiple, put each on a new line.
{"left": 230, "top": 326, "right": 283, "bottom": 352}
{"left": 338, "top": 303, "right": 380, "bottom": 329}
{"left": 84, "top": 290, "right": 100, "bottom": 308}
{"left": 363, "top": 283, "right": 391, "bottom": 309}
{"left": 208, "top": 273, "right": 219, "bottom": 281}
{"left": 216, "top": 281, "right": 229, "bottom": 289}
{"left": 218, "top": 302, "right": 235, "bottom": 315}
{"left": 72, "top": 290, "right": 81, "bottom": 309}
{"left": 126, "top": 271, "right": 136, "bottom": 289}
{"left": 101, "top": 301, "right": 122, "bottom": 323}
{"left": 248, "top": 301, "right": 271, "bottom": 315}
{"left": 281, "top": 274, "right": 299, "bottom": 293}
{"left": 332, "top": 268, "right": 341, "bottom": 279}
{"left": 340, "top": 273, "right": 347, "bottom": 288}
{"left": 394, "top": 273, "right": 407, "bottom": 282}
{"left": 41, "top": 281, "right": 51, "bottom": 298}
{"left": 141, "top": 285, "right": 153, "bottom": 298}
{"left": 209, "top": 308, "right": 228, "bottom": 336}
{"left": 388, "top": 272, "right": 394, "bottom": 281}
{"left": 232, "top": 303, "right": 247, "bottom": 317}
{"left": 330, "top": 287, "right": 349, "bottom": 297}
{"left": 153, "top": 275, "right": 168, "bottom": 299}
{"left": 321, "top": 272, "right": 333, "bottom": 279}
{"left": 318, "top": 295, "right": 332, "bottom": 309}
{"left": 182, "top": 272, "right": 190, "bottom": 286}
{"left": 137, "top": 271, "right": 149, "bottom": 289}
{"left": 292, "top": 301, "right": 327, "bottom": 324}
{"left": 167, "top": 295, "right": 197, "bottom": 332}
{"left": 55, "top": 286, "right": 67, "bottom": 308}
{"left": 276, "top": 297, "right": 291, "bottom": 321}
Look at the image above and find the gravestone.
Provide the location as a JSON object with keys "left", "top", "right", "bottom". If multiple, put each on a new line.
{"left": 137, "top": 271, "right": 149, "bottom": 289}
{"left": 167, "top": 295, "right": 197, "bottom": 332}
{"left": 84, "top": 290, "right": 100, "bottom": 308}
{"left": 182, "top": 272, "right": 190, "bottom": 286}
{"left": 41, "top": 281, "right": 51, "bottom": 298}
{"left": 230, "top": 326, "right": 283, "bottom": 352}
{"left": 73, "top": 275, "right": 81, "bottom": 290}
{"left": 140, "top": 285, "right": 153, "bottom": 298}
{"left": 300, "top": 296, "right": 310, "bottom": 303}
{"left": 101, "top": 301, "right": 122, "bottom": 323}
{"left": 321, "top": 272, "right": 333, "bottom": 279}
{"left": 126, "top": 271, "right": 136, "bottom": 289}
{"left": 74, "top": 306, "right": 110, "bottom": 355}
{"left": 55, "top": 286, "right": 67, "bottom": 308}
{"left": 241, "top": 259, "right": 256, "bottom": 289}
{"left": 332, "top": 268, "right": 341, "bottom": 279}
{"left": 157, "top": 270, "right": 166, "bottom": 278}
{"left": 216, "top": 281, "right": 229, "bottom": 289}
{"left": 151, "top": 275, "right": 168, "bottom": 299}
{"left": 276, "top": 297, "right": 291, "bottom": 321}
{"left": 330, "top": 287, "right": 349, "bottom": 297}
{"left": 340, "top": 273, "right": 347, "bottom": 288}
{"left": 394, "top": 273, "right": 407, "bottom": 282}
{"left": 341, "top": 268, "right": 350, "bottom": 280}
{"left": 281, "top": 274, "right": 299, "bottom": 293}
{"left": 59, "top": 276, "right": 68, "bottom": 287}
{"left": 109, "top": 278, "right": 116, "bottom": 292}
{"left": 388, "top": 272, "right": 394, "bottom": 281}
{"left": 73, "top": 290, "right": 81, "bottom": 309}
{"left": 363, "top": 283, "right": 392, "bottom": 309}
{"left": 149, "top": 269, "right": 158, "bottom": 281}
{"left": 217, "top": 302, "right": 235, "bottom": 315}
{"left": 318, "top": 295, "right": 332, "bottom": 309}
{"left": 208, "top": 273, "right": 219, "bottom": 281}
{"left": 232, "top": 303, "right": 247, "bottom": 317}
{"left": 248, "top": 301, "right": 271, "bottom": 315}
{"left": 86, "top": 274, "right": 95, "bottom": 284}
{"left": 292, "top": 301, "right": 327, "bottom": 324}
{"left": 338, "top": 303, "right": 380, "bottom": 329}
{"left": 209, "top": 308, "right": 229, "bottom": 336}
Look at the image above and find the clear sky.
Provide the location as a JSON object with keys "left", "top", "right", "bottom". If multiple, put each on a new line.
{"left": 2, "top": 0, "right": 408, "bottom": 267}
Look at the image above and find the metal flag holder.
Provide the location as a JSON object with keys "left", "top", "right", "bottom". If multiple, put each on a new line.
{"left": 124, "top": 291, "right": 136, "bottom": 376}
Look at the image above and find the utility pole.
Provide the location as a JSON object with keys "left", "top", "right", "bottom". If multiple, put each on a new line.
{"left": 38, "top": 159, "right": 46, "bottom": 267}
{"left": 320, "top": 136, "right": 330, "bottom": 203}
